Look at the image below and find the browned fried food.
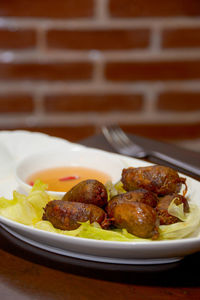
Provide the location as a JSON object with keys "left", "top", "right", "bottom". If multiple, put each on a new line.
{"left": 62, "top": 179, "right": 108, "bottom": 207}
{"left": 43, "top": 200, "right": 108, "bottom": 230}
{"left": 156, "top": 194, "right": 189, "bottom": 225}
{"left": 112, "top": 202, "right": 159, "bottom": 239}
{"left": 107, "top": 189, "right": 158, "bottom": 218}
{"left": 121, "top": 165, "right": 186, "bottom": 196}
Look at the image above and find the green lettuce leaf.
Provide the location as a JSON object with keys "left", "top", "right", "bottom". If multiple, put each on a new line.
{"left": 0, "top": 180, "right": 50, "bottom": 225}
{"left": 167, "top": 197, "right": 187, "bottom": 221}
{"left": 106, "top": 180, "right": 126, "bottom": 201}
{"left": 159, "top": 204, "right": 200, "bottom": 239}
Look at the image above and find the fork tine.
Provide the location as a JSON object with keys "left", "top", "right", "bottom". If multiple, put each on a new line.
{"left": 102, "top": 125, "right": 145, "bottom": 157}
{"left": 102, "top": 125, "right": 131, "bottom": 152}
{"left": 102, "top": 126, "right": 123, "bottom": 149}
{"left": 109, "top": 127, "right": 128, "bottom": 148}
{"left": 112, "top": 126, "right": 132, "bottom": 145}
{"left": 102, "top": 125, "right": 132, "bottom": 148}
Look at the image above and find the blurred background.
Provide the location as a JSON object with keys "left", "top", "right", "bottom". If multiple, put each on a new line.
{"left": 0, "top": 0, "right": 200, "bottom": 151}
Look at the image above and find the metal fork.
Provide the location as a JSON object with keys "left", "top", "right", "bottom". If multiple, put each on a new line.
{"left": 102, "top": 125, "right": 200, "bottom": 177}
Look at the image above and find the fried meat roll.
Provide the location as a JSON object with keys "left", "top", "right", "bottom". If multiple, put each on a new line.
{"left": 43, "top": 200, "right": 108, "bottom": 230}
{"left": 121, "top": 165, "right": 186, "bottom": 196}
{"left": 112, "top": 202, "right": 159, "bottom": 239}
{"left": 62, "top": 179, "right": 108, "bottom": 207}
{"left": 107, "top": 189, "right": 158, "bottom": 218}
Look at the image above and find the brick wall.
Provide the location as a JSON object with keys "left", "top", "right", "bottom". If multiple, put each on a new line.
{"left": 0, "top": 0, "right": 200, "bottom": 142}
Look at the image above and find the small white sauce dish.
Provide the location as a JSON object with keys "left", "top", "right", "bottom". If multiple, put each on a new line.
{"left": 15, "top": 147, "right": 125, "bottom": 199}
{"left": 0, "top": 142, "right": 14, "bottom": 179}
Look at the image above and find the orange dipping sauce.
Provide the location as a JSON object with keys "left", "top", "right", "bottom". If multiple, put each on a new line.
{"left": 27, "top": 166, "right": 111, "bottom": 192}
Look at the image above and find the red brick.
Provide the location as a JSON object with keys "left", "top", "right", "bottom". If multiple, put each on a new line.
{"left": 1, "top": 124, "right": 200, "bottom": 142}
{"left": 105, "top": 61, "right": 200, "bottom": 81}
{"left": 0, "top": 63, "right": 93, "bottom": 81}
{"left": 37, "top": 126, "right": 96, "bottom": 141}
{"left": 44, "top": 94, "right": 143, "bottom": 112}
{"left": 0, "top": 94, "right": 34, "bottom": 113}
{"left": 109, "top": 0, "right": 200, "bottom": 17}
{"left": 157, "top": 92, "right": 200, "bottom": 111}
{"left": 120, "top": 123, "right": 200, "bottom": 140}
{"left": 0, "top": 0, "right": 94, "bottom": 18}
{"left": 0, "top": 126, "right": 96, "bottom": 142}
{"left": 0, "top": 29, "right": 36, "bottom": 50}
{"left": 162, "top": 28, "right": 200, "bottom": 49}
{"left": 47, "top": 29, "right": 150, "bottom": 50}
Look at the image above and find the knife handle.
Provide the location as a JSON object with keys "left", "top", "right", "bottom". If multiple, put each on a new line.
{"left": 152, "top": 151, "right": 200, "bottom": 177}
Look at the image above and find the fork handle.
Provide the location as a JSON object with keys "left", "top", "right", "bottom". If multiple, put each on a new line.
{"left": 151, "top": 151, "right": 200, "bottom": 177}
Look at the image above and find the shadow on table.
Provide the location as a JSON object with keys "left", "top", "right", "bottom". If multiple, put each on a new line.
{"left": 0, "top": 226, "right": 199, "bottom": 287}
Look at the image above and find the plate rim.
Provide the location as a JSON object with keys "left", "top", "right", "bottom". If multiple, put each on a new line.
{"left": 0, "top": 223, "right": 183, "bottom": 265}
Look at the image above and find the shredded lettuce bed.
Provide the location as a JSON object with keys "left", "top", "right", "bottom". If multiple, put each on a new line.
{"left": 0, "top": 180, "right": 200, "bottom": 241}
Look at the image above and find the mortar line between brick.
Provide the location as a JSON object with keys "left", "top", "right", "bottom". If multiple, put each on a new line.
{"left": 33, "top": 93, "right": 45, "bottom": 115}
{"left": 143, "top": 90, "right": 158, "bottom": 113}
{"left": 36, "top": 28, "right": 47, "bottom": 52}
{"left": 1, "top": 81, "right": 200, "bottom": 93}
{"left": 95, "top": 0, "right": 109, "bottom": 20}
{"left": 1, "top": 49, "right": 200, "bottom": 62}
{"left": 1, "top": 17, "right": 200, "bottom": 29}
{"left": 150, "top": 26, "right": 161, "bottom": 51}
{"left": 93, "top": 60, "right": 105, "bottom": 83}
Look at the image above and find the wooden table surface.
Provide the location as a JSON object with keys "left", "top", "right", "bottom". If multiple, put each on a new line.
{"left": 0, "top": 132, "right": 200, "bottom": 300}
